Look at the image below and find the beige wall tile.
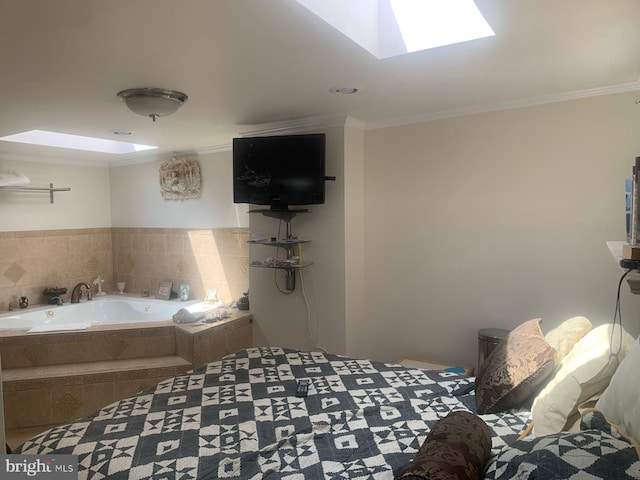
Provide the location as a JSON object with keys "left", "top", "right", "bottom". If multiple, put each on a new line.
{"left": 4, "top": 388, "right": 52, "bottom": 429}
{"left": 114, "top": 233, "right": 133, "bottom": 253}
{"left": 92, "top": 233, "right": 112, "bottom": 253}
{"left": 0, "top": 237, "right": 20, "bottom": 262}
{"left": 132, "top": 234, "right": 150, "bottom": 254}
{"left": 82, "top": 383, "right": 115, "bottom": 417}
{"left": 166, "top": 233, "right": 185, "bottom": 253}
{"left": 51, "top": 386, "right": 84, "bottom": 424}
{"left": 148, "top": 234, "right": 167, "bottom": 254}
{"left": 0, "top": 227, "right": 248, "bottom": 311}
{"left": 2, "top": 314, "right": 253, "bottom": 428}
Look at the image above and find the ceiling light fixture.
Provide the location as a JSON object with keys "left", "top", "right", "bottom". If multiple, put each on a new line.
{"left": 117, "top": 87, "right": 188, "bottom": 122}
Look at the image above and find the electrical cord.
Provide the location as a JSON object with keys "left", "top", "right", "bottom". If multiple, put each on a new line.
{"left": 300, "top": 266, "right": 326, "bottom": 353}
{"left": 611, "top": 268, "right": 634, "bottom": 356}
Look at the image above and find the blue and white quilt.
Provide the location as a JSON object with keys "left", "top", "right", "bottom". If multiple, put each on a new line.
{"left": 17, "top": 347, "right": 631, "bottom": 479}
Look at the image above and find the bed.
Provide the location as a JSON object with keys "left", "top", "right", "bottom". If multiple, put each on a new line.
{"left": 13, "top": 318, "right": 640, "bottom": 480}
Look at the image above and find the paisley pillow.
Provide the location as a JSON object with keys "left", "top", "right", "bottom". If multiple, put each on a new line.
{"left": 475, "top": 318, "right": 555, "bottom": 414}
{"left": 395, "top": 411, "right": 491, "bottom": 480}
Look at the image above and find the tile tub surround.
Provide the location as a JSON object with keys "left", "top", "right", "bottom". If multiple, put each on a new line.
{"left": 1, "top": 309, "right": 253, "bottom": 430}
{"left": 0, "top": 227, "right": 249, "bottom": 311}
{"left": 112, "top": 227, "right": 249, "bottom": 304}
{"left": 0, "top": 228, "right": 113, "bottom": 312}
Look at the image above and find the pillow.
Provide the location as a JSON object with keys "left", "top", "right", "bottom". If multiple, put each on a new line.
{"left": 483, "top": 427, "right": 640, "bottom": 480}
{"left": 475, "top": 318, "right": 556, "bottom": 414}
{"left": 544, "top": 316, "right": 592, "bottom": 366}
{"left": 531, "top": 323, "right": 634, "bottom": 436}
{"left": 596, "top": 336, "right": 640, "bottom": 443}
{"left": 394, "top": 411, "right": 491, "bottom": 480}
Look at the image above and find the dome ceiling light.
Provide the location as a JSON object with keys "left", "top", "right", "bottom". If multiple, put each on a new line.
{"left": 117, "top": 87, "right": 188, "bottom": 122}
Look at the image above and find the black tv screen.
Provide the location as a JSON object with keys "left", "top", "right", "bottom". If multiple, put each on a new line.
{"left": 233, "top": 133, "right": 326, "bottom": 210}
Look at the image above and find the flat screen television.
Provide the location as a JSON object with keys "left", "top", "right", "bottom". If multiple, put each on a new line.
{"left": 233, "top": 133, "right": 326, "bottom": 210}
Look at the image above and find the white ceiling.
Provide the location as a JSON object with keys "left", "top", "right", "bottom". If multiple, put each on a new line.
{"left": 1, "top": 0, "right": 640, "bottom": 167}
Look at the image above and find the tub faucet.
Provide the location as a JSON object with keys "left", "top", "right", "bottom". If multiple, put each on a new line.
{"left": 71, "top": 282, "right": 92, "bottom": 303}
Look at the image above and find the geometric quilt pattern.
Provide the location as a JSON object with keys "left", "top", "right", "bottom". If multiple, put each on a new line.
{"left": 17, "top": 347, "right": 536, "bottom": 479}
{"left": 485, "top": 420, "right": 640, "bottom": 479}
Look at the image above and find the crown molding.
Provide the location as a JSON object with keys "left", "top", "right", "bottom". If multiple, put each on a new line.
{"left": 0, "top": 152, "right": 110, "bottom": 168}
{"left": 366, "top": 79, "right": 640, "bottom": 131}
{"left": 239, "top": 115, "right": 365, "bottom": 137}
{"left": 195, "top": 143, "right": 232, "bottom": 155}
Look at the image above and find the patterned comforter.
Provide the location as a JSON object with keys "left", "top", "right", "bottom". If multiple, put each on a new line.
{"left": 14, "top": 347, "right": 541, "bottom": 479}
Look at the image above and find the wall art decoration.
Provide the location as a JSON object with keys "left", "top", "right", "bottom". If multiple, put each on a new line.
{"left": 159, "top": 157, "right": 201, "bottom": 200}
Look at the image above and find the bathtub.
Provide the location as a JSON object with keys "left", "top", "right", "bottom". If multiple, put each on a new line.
{"left": 0, "top": 295, "right": 198, "bottom": 333}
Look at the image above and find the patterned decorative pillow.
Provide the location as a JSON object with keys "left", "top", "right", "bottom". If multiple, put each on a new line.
{"left": 484, "top": 413, "right": 640, "bottom": 479}
{"left": 475, "top": 318, "right": 556, "bottom": 414}
{"left": 394, "top": 411, "right": 491, "bottom": 480}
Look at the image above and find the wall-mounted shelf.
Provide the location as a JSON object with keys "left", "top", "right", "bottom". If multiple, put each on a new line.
{"left": 251, "top": 262, "right": 314, "bottom": 270}
{"left": 607, "top": 240, "right": 640, "bottom": 294}
{"left": 248, "top": 210, "right": 312, "bottom": 291}
{"left": 248, "top": 239, "right": 311, "bottom": 248}
{"left": 0, "top": 183, "right": 71, "bottom": 204}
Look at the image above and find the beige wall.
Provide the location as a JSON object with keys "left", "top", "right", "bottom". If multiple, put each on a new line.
{"left": 109, "top": 150, "right": 249, "bottom": 229}
{"left": 344, "top": 126, "right": 366, "bottom": 357}
{"left": 359, "top": 91, "right": 640, "bottom": 366}
{"left": 250, "top": 125, "right": 348, "bottom": 354}
{"left": 0, "top": 160, "right": 111, "bottom": 232}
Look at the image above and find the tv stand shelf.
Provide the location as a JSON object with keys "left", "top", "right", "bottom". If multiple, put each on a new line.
{"left": 248, "top": 209, "right": 312, "bottom": 291}
{"left": 248, "top": 239, "right": 311, "bottom": 248}
{"left": 248, "top": 208, "right": 309, "bottom": 222}
{"left": 251, "top": 262, "right": 313, "bottom": 270}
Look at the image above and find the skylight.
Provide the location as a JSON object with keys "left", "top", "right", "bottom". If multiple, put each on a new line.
{"left": 0, "top": 130, "right": 157, "bottom": 155}
{"left": 296, "top": 0, "right": 495, "bottom": 59}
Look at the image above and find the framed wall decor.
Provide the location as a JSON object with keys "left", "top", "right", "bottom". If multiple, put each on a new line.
{"left": 156, "top": 281, "right": 173, "bottom": 300}
{"left": 159, "top": 157, "right": 201, "bottom": 200}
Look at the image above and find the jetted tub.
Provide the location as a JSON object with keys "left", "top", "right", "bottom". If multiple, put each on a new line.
{"left": 0, "top": 295, "right": 197, "bottom": 333}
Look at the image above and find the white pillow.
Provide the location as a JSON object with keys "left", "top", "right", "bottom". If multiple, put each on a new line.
{"left": 595, "top": 336, "right": 640, "bottom": 443}
{"left": 544, "top": 316, "right": 592, "bottom": 366}
{"left": 531, "top": 324, "right": 634, "bottom": 436}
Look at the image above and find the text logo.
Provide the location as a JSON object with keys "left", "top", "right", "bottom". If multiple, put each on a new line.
{"left": 1, "top": 455, "right": 77, "bottom": 479}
